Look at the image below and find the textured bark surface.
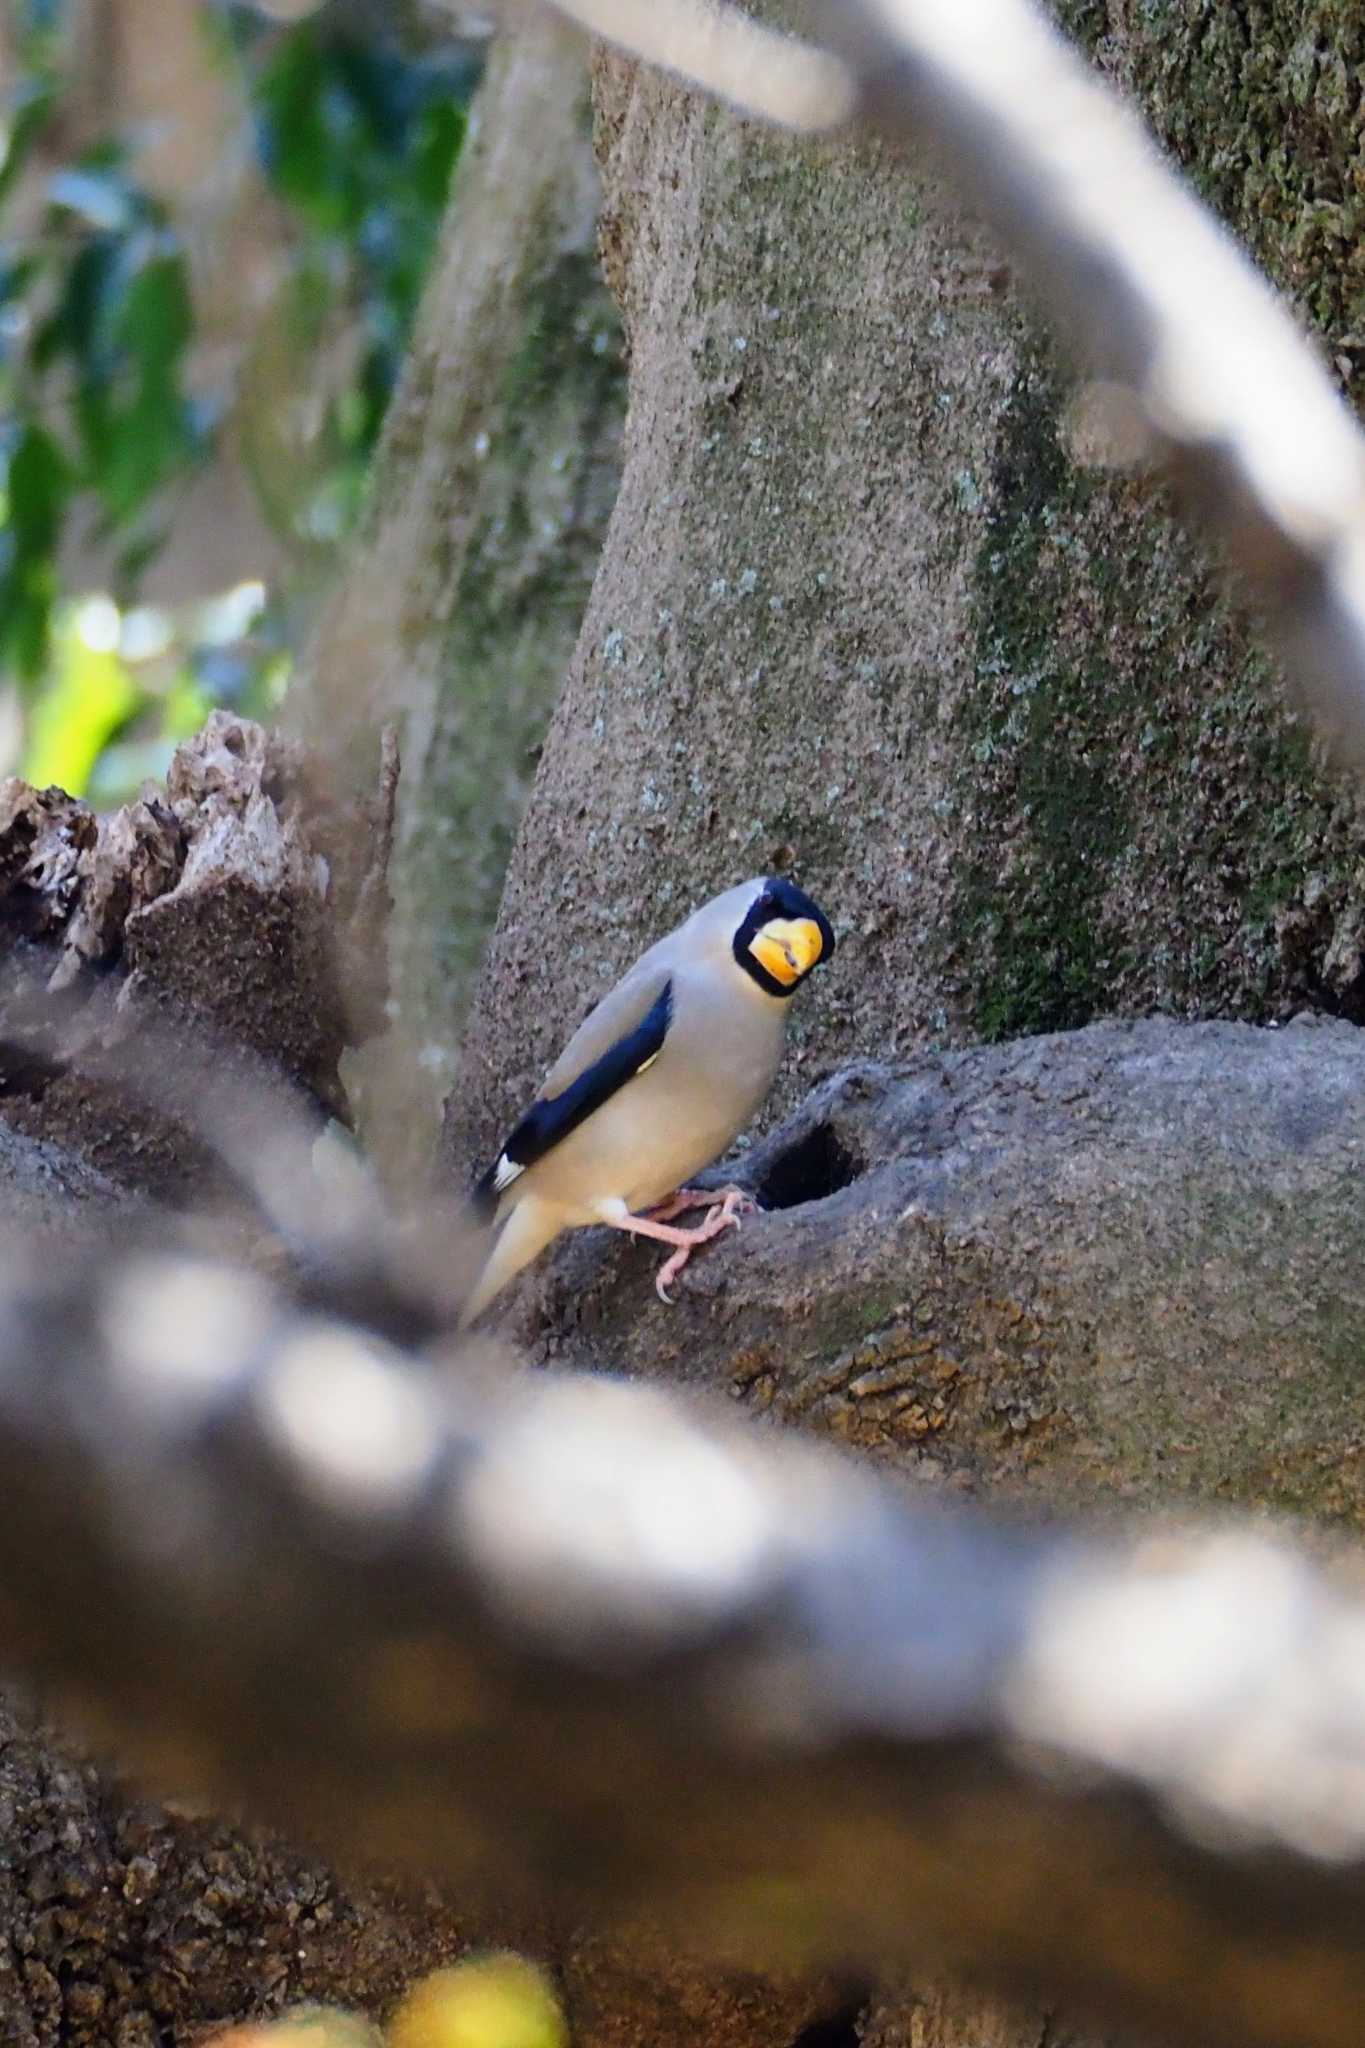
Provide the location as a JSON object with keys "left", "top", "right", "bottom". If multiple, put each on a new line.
{"left": 452, "top": 8, "right": 1365, "bottom": 1177}
{"left": 6, "top": 8, "right": 1365, "bottom": 2044}
{"left": 523, "top": 1015, "right": 1365, "bottom": 1525}
{"left": 0, "top": 715, "right": 488, "bottom": 2046}
{"left": 861, "top": 1985, "right": 1117, "bottom": 2048}
{"left": 299, "top": 13, "right": 625, "bottom": 1180}
{"left": 0, "top": 1121, "right": 126, "bottom": 1239}
{"left": 0, "top": 711, "right": 394, "bottom": 1191}
{"left": 0, "top": 1693, "right": 473, "bottom": 2048}
{"left": 481, "top": 1001, "right": 1365, "bottom": 2048}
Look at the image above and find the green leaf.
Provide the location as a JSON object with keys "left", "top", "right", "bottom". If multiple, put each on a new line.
{"left": 115, "top": 246, "right": 193, "bottom": 383}
{"left": 7, "top": 419, "right": 70, "bottom": 558}
{"left": 22, "top": 605, "right": 140, "bottom": 793}
{"left": 0, "top": 251, "right": 42, "bottom": 311}
{"left": 0, "top": 422, "right": 72, "bottom": 680}
{"left": 44, "top": 238, "right": 120, "bottom": 370}
{"left": 162, "top": 667, "right": 210, "bottom": 740}
{"left": 71, "top": 245, "right": 199, "bottom": 524}
{"left": 255, "top": 23, "right": 360, "bottom": 236}
{"left": 411, "top": 101, "right": 465, "bottom": 214}
{"left": 0, "top": 74, "right": 57, "bottom": 206}
{"left": 2, "top": 6, "right": 475, "bottom": 714}
{"left": 4, "top": 558, "right": 59, "bottom": 684}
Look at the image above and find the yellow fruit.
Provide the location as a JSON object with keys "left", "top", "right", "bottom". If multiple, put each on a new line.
{"left": 388, "top": 1955, "right": 567, "bottom": 2048}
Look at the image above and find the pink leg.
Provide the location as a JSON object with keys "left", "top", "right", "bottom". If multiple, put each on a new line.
{"left": 645, "top": 1183, "right": 759, "bottom": 1225}
{"left": 604, "top": 1193, "right": 749, "bottom": 1303}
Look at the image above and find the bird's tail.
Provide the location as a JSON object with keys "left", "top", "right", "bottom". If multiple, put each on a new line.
{"left": 459, "top": 1194, "right": 561, "bottom": 1329}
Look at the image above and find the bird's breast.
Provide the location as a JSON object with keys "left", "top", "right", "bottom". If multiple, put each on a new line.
{"left": 527, "top": 987, "right": 785, "bottom": 1222}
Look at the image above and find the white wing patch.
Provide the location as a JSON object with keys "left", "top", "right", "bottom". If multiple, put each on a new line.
{"left": 492, "top": 1153, "right": 526, "bottom": 1194}
{"left": 635, "top": 1052, "right": 660, "bottom": 1075}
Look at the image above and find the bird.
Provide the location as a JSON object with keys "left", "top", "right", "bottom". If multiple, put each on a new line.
{"left": 461, "top": 876, "right": 835, "bottom": 1324}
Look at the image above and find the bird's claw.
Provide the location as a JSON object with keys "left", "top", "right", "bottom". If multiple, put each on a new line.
{"left": 652, "top": 1192, "right": 748, "bottom": 1302}
{"left": 645, "top": 1183, "right": 760, "bottom": 1227}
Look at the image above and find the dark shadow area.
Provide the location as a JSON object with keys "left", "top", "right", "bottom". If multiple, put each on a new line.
{"left": 0, "top": 1038, "right": 62, "bottom": 1103}
{"left": 785, "top": 1994, "right": 869, "bottom": 2048}
{"left": 755, "top": 1123, "right": 863, "bottom": 1211}
{"left": 1310, "top": 963, "right": 1365, "bottom": 1027}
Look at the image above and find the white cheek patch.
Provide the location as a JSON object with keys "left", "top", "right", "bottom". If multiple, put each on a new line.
{"left": 493, "top": 1153, "right": 526, "bottom": 1194}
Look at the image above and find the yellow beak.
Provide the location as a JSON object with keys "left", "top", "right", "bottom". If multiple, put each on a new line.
{"left": 750, "top": 916, "right": 824, "bottom": 986}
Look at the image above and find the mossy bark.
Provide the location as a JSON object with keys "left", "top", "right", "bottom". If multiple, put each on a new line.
{"left": 298, "top": 14, "right": 625, "bottom": 1180}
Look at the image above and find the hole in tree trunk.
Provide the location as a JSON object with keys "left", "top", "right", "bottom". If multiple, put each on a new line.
{"left": 755, "top": 1122, "right": 863, "bottom": 1211}
{"left": 0, "top": 1039, "right": 63, "bottom": 1103}
{"left": 785, "top": 1994, "right": 868, "bottom": 2048}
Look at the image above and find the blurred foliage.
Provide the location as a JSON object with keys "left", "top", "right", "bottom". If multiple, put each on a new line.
{"left": 222, "top": 2, "right": 474, "bottom": 553}
{"left": 0, "top": 72, "right": 206, "bottom": 684}
{"left": 0, "top": 0, "right": 476, "bottom": 802}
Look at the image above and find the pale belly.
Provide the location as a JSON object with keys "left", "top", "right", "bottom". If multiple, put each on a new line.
{"left": 526, "top": 1031, "right": 779, "bottom": 1223}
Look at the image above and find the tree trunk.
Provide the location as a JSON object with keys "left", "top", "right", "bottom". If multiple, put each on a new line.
{"left": 447, "top": 10, "right": 1365, "bottom": 2047}
{"left": 453, "top": 8, "right": 1365, "bottom": 1173}
{"left": 298, "top": 11, "right": 625, "bottom": 1182}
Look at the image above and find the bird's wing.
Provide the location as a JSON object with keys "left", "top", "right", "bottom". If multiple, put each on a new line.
{"left": 471, "top": 969, "right": 675, "bottom": 1218}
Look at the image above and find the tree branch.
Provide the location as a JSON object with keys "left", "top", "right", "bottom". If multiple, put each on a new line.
{"left": 4, "top": 1239, "right": 1365, "bottom": 2048}
{"left": 537, "top": 0, "right": 855, "bottom": 131}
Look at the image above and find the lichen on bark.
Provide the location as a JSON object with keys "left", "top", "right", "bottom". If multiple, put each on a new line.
{"left": 1060, "top": 0, "right": 1365, "bottom": 357}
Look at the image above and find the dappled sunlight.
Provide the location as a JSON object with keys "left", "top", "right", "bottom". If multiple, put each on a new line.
{"left": 17, "top": 579, "right": 284, "bottom": 805}
{"left": 1, "top": 2, "right": 476, "bottom": 804}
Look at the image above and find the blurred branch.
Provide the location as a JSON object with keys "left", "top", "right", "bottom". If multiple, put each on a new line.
{"left": 4, "top": 1241, "right": 1365, "bottom": 2048}
{"left": 541, "top": 0, "right": 1365, "bottom": 764}
{"left": 538, "top": 0, "right": 854, "bottom": 130}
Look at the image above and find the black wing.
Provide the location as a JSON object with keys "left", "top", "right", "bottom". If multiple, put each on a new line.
{"left": 470, "top": 979, "right": 674, "bottom": 1220}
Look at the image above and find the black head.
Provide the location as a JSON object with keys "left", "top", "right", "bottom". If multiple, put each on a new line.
{"left": 733, "top": 877, "right": 836, "bottom": 998}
